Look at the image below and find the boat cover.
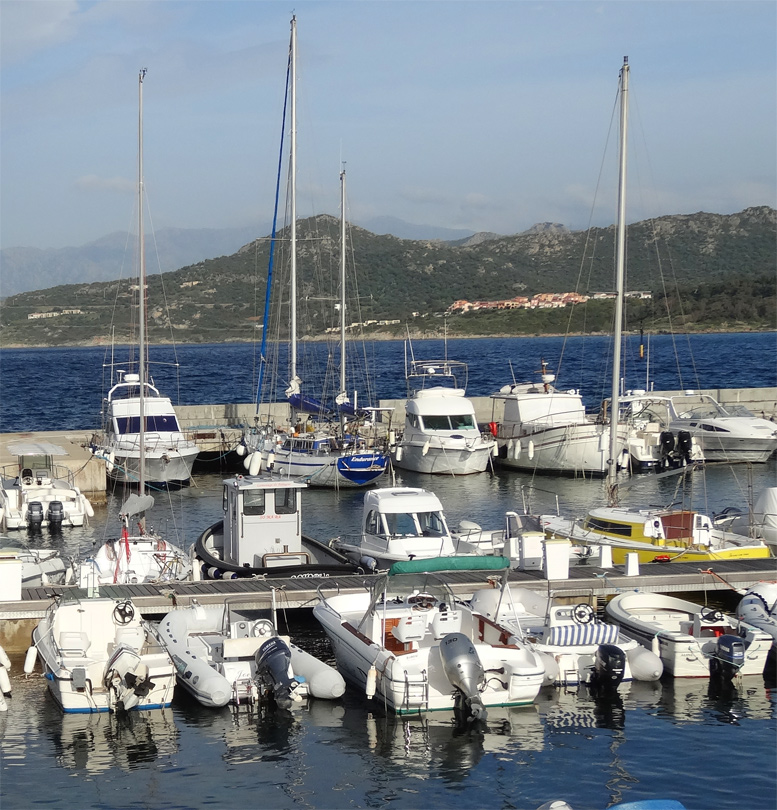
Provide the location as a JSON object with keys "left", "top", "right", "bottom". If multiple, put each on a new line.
{"left": 389, "top": 555, "right": 510, "bottom": 576}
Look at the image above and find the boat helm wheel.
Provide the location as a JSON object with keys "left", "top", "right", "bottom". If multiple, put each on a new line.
{"left": 251, "top": 619, "right": 275, "bottom": 638}
{"left": 572, "top": 603, "right": 595, "bottom": 624}
{"left": 408, "top": 593, "right": 437, "bottom": 612}
{"left": 113, "top": 601, "right": 135, "bottom": 625}
{"left": 700, "top": 607, "right": 724, "bottom": 624}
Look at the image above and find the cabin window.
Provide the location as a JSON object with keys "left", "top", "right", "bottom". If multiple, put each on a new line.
{"left": 418, "top": 511, "right": 445, "bottom": 537}
{"left": 275, "top": 488, "right": 297, "bottom": 515}
{"left": 421, "top": 415, "right": 452, "bottom": 431}
{"left": 450, "top": 414, "right": 476, "bottom": 429}
{"left": 222, "top": 485, "right": 228, "bottom": 514}
{"left": 407, "top": 413, "right": 419, "bottom": 429}
{"left": 384, "top": 512, "right": 418, "bottom": 537}
{"left": 243, "top": 490, "right": 266, "bottom": 515}
{"left": 115, "top": 414, "right": 181, "bottom": 434}
{"left": 419, "top": 414, "right": 475, "bottom": 431}
{"left": 585, "top": 517, "right": 632, "bottom": 537}
{"left": 365, "top": 510, "right": 380, "bottom": 535}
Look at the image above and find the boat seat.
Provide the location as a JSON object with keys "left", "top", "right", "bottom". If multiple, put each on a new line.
{"left": 222, "top": 635, "right": 266, "bottom": 659}
{"left": 391, "top": 613, "right": 427, "bottom": 643}
{"left": 58, "top": 631, "right": 91, "bottom": 656}
{"left": 547, "top": 622, "right": 619, "bottom": 646}
{"left": 431, "top": 609, "right": 463, "bottom": 639}
{"left": 114, "top": 626, "right": 146, "bottom": 650}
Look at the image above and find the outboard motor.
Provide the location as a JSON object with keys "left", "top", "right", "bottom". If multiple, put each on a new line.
{"left": 27, "top": 502, "right": 44, "bottom": 530}
{"left": 589, "top": 644, "right": 626, "bottom": 696}
{"left": 709, "top": 634, "right": 745, "bottom": 682}
{"left": 255, "top": 637, "right": 300, "bottom": 709}
{"left": 676, "top": 430, "right": 694, "bottom": 465}
{"left": 439, "top": 632, "right": 487, "bottom": 721}
{"left": 658, "top": 431, "right": 675, "bottom": 468}
{"left": 47, "top": 501, "right": 65, "bottom": 531}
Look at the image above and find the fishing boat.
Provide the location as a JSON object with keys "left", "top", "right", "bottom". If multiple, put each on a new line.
{"left": 490, "top": 359, "right": 629, "bottom": 477}
{"left": 313, "top": 556, "right": 545, "bottom": 717}
{"left": 155, "top": 597, "right": 345, "bottom": 708}
{"left": 605, "top": 591, "right": 772, "bottom": 679}
{"left": 469, "top": 584, "right": 662, "bottom": 690}
{"left": 27, "top": 594, "right": 176, "bottom": 713}
{"left": 0, "top": 442, "right": 94, "bottom": 531}
{"left": 542, "top": 505, "right": 771, "bottom": 565}
{"left": 89, "top": 69, "right": 199, "bottom": 488}
{"left": 390, "top": 354, "right": 496, "bottom": 475}
{"left": 241, "top": 21, "right": 388, "bottom": 489}
{"left": 194, "top": 474, "right": 361, "bottom": 579}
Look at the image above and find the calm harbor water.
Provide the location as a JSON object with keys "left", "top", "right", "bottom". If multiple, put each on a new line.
{"left": 1, "top": 333, "right": 776, "bottom": 810}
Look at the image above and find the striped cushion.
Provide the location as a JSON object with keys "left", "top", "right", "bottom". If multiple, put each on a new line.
{"left": 548, "top": 622, "right": 619, "bottom": 646}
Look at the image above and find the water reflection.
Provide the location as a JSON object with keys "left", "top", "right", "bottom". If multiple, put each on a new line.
{"left": 52, "top": 709, "right": 178, "bottom": 773}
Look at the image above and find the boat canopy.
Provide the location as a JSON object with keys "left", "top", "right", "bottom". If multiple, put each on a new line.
{"left": 388, "top": 555, "right": 510, "bottom": 575}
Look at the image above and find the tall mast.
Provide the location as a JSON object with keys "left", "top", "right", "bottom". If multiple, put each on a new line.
{"left": 138, "top": 67, "right": 147, "bottom": 500}
{"left": 289, "top": 15, "right": 298, "bottom": 383}
{"left": 607, "top": 56, "right": 629, "bottom": 500}
{"left": 339, "top": 167, "right": 347, "bottom": 435}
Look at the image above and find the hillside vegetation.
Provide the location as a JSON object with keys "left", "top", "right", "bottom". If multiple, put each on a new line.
{"left": 1, "top": 206, "right": 774, "bottom": 347}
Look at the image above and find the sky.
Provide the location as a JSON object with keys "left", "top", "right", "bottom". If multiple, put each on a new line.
{"left": 1, "top": 0, "right": 775, "bottom": 250}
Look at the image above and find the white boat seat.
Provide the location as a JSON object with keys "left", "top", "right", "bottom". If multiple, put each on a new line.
{"left": 391, "top": 614, "right": 427, "bottom": 643}
{"left": 114, "top": 626, "right": 146, "bottom": 650}
{"left": 58, "top": 631, "right": 91, "bottom": 656}
{"left": 222, "top": 635, "right": 266, "bottom": 659}
{"left": 547, "top": 623, "right": 619, "bottom": 646}
{"left": 431, "top": 610, "right": 463, "bottom": 639}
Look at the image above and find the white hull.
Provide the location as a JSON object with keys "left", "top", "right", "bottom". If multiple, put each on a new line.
{"left": 391, "top": 441, "right": 493, "bottom": 475}
{"left": 31, "top": 597, "right": 176, "bottom": 713}
{"left": 605, "top": 591, "right": 772, "bottom": 678}
{"left": 0, "top": 468, "right": 93, "bottom": 531}
{"left": 79, "top": 534, "right": 191, "bottom": 586}
{"left": 102, "top": 444, "right": 199, "bottom": 485}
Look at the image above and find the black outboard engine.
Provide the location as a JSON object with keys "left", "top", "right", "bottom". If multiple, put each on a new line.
{"left": 589, "top": 644, "right": 626, "bottom": 696}
{"left": 255, "top": 637, "right": 299, "bottom": 709}
{"left": 47, "top": 501, "right": 65, "bottom": 531}
{"left": 27, "top": 501, "right": 44, "bottom": 529}
{"left": 676, "top": 430, "right": 693, "bottom": 466}
{"left": 709, "top": 634, "right": 745, "bottom": 682}
{"left": 658, "top": 431, "right": 675, "bottom": 469}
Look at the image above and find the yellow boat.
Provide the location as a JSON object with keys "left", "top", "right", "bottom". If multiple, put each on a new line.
{"left": 543, "top": 506, "right": 772, "bottom": 565}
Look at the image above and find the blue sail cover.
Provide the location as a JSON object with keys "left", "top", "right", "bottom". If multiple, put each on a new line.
{"left": 288, "top": 393, "right": 337, "bottom": 419}
{"left": 337, "top": 402, "right": 371, "bottom": 419}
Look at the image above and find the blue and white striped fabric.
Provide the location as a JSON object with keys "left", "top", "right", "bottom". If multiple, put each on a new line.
{"left": 548, "top": 622, "right": 620, "bottom": 646}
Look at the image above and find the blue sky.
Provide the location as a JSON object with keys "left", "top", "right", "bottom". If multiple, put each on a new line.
{"left": 1, "top": 0, "right": 775, "bottom": 249}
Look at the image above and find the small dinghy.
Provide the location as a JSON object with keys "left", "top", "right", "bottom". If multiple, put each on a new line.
{"left": 27, "top": 595, "right": 176, "bottom": 713}
{"left": 469, "top": 584, "right": 662, "bottom": 691}
{"left": 156, "top": 597, "right": 345, "bottom": 708}
{"left": 313, "top": 556, "right": 545, "bottom": 717}
{"left": 606, "top": 591, "right": 772, "bottom": 679}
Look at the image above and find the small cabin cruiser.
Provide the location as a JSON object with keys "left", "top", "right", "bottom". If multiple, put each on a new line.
{"left": 156, "top": 597, "right": 345, "bottom": 708}
{"left": 490, "top": 361, "right": 629, "bottom": 477}
{"left": 470, "top": 584, "right": 662, "bottom": 690}
{"left": 605, "top": 591, "right": 772, "bottom": 679}
{"left": 28, "top": 595, "right": 176, "bottom": 713}
{"left": 0, "top": 443, "right": 94, "bottom": 531}
{"left": 92, "top": 372, "right": 200, "bottom": 486}
{"left": 194, "top": 475, "right": 361, "bottom": 579}
{"left": 542, "top": 505, "right": 771, "bottom": 565}
{"left": 313, "top": 556, "right": 545, "bottom": 717}
{"left": 390, "top": 359, "right": 495, "bottom": 475}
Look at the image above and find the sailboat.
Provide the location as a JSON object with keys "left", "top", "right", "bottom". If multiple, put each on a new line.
{"left": 90, "top": 74, "right": 199, "bottom": 488}
{"left": 540, "top": 58, "right": 771, "bottom": 565}
{"left": 242, "top": 17, "right": 389, "bottom": 488}
{"left": 79, "top": 71, "right": 191, "bottom": 586}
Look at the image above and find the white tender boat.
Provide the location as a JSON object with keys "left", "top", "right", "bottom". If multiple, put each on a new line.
{"left": 194, "top": 474, "right": 359, "bottom": 579}
{"left": 0, "top": 538, "right": 75, "bottom": 587}
{"left": 605, "top": 591, "right": 772, "bottom": 679}
{"left": 0, "top": 443, "right": 94, "bottom": 531}
{"left": 491, "top": 361, "right": 629, "bottom": 477}
{"left": 27, "top": 595, "right": 176, "bottom": 713}
{"left": 391, "top": 358, "right": 496, "bottom": 476}
{"left": 313, "top": 556, "right": 545, "bottom": 717}
{"left": 78, "top": 493, "right": 191, "bottom": 586}
{"left": 619, "top": 392, "right": 777, "bottom": 464}
{"left": 156, "top": 597, "right": 345, "bottom": 708}
{"left": 469, "top": 584, "right": 662, "bottom": 690}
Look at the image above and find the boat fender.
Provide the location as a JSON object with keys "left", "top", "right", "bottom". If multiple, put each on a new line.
{"left": 85, "top": 500, "right": 95, "bottom": 518}
{"left": 0, "top": 645, "right": 11, "bottom": 670}
{"left": 24, "top": 646, "right": 38, "bottom": 676}
{"left": 626, "top": 645, "right": 663, "bottom": 681}
{"left": 206, "top": 566, "right": 223, "bottom": 580}
{"left": 528, "top": 440, "right": 534, "bottom": 460}
{"left": 394, "top": 446, "right": 403, "bottom": 462}
{"left": 107, "top": 451, "right": 115, "bottom": 473}
{"left": 0, "top": 666, "right": 11, "bottom": 696}
{"left": 422, "top": 440, "right": 431, "bottom": 456}
{"left": 0, "top": 692, "right": 6, "bottom": 712}
{"left": 236, "top": 443, "right": 246, "bottom": 457}
{"left": 248, "top": 452, "right": 262, "bottom": 477}
{"left": 651, "top": 635, "right": 661, "bottom": 658}
{"left": 266, "top": 452, "right": 275, "bottom": 470}
{"left": 243, "top": 454, "right": 252, "bottom": 471}
{"left": 360, "top": 556, "right": 378, "bottom": 573}
{"left": 366, "top": 664, "right": 377, "bottom": 699}
{"left": 487, "top": 422, "right": 498, "bottom": 437}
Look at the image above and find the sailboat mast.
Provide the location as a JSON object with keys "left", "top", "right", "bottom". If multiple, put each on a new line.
{"left": 138, "top": 67, "right": 147, "bottom": 498}
{"left": 289, "top": 15, "right": 298, "bottom": 383}
{"left": 607, "top": 56, "right": 629, "bottom": 494}
{"left": 339, "top": 168, "right": 347, "bottom": 434}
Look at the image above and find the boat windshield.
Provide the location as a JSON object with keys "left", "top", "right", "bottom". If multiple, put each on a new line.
{"left": 116, "top": 414, "right": 181, "bottom": 434}
{"left": 366, "top": 572, "right": 458, "bottom": 618}
{"left": 420, "top": 414, "right": 476, "bottom": 431}
{"left": 380, "top": 510, "right": 447, "bottom": 538}
{"left": 671, "top": 395, "right": 729, "bottom": 420}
